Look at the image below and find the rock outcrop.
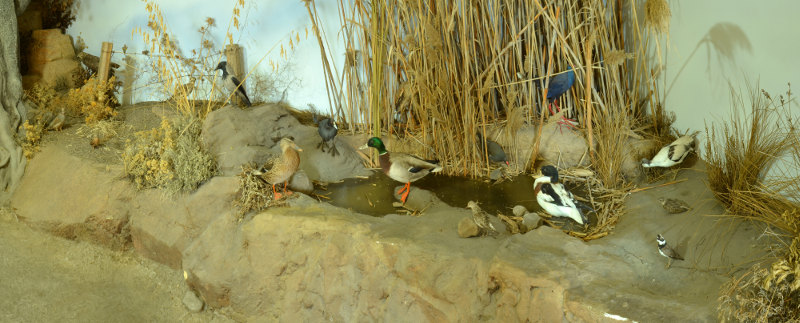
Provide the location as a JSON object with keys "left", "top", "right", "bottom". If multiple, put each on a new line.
{"left": 202, "top": 104, "right": 371, "bottom": 182}
{"left": 25, "top": 29, "right": 80, "bottom": 89}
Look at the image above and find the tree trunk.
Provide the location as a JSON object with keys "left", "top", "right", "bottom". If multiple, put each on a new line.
{"left": 0, "top": 0, "right": 33, "bottom": 203}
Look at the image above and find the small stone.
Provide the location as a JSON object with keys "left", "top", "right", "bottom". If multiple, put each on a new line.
{"left": 512, "top": 205, "right": 528, "bottom": 217}
{"left": 457, "top": 217, "right": 480, "bottom": 238}
{"left": 522, "top": 213, "right": 542, "bottom": 231}
{"left": 489, "top": 168, "right": 503, "bottom": 181}
{"left": 182, "top": 290, "right": 204, "bottom": 313}
{"left": 288, "top": 170, "right": 314, "bottom": 194}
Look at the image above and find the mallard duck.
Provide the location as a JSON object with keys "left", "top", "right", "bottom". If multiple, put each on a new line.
{"left": 658, "top": 197, "right": 691, "bottom": 214}
{"left": 466, "top": 201, "right": 498, "bottom": 236}
{"left": 642, "top": 134, "right": 696, "bottom": 168}
{"left": 257, "top": 137, "right": 302, "bottom": 199}
{"left": 656, "top": 234, "right": 684, "bottom": 269}
{"left": 476, "top": 131, "right": 509, "bottom": 166}
{"left": 361, "top": 137, "right": 442, "bottom": 204}
{"left": 215, "top": 61, "right": 252, "bottom": 107}
{"left": 533, "top": 165, "right": 592, "bottom": 225}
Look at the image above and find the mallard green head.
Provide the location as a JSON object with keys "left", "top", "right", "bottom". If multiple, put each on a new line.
{"left": 362, "top": 137, "right": 388, "bottom": 154}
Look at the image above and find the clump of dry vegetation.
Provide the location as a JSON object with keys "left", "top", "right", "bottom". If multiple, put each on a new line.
{"left": 234, "top": 162, "right": 288, "bottom": 218}
{"left": 707, "top": 83, "right": 800, "bottom": 322}
{"left": 65, "top": 75, "right": 120, "bottom": 123}
{"left": 20, "top": 83, "right": 62, "bottom": 158}
{"left": 122, "top": 116, "right": 216, "bottom": 194}
{"left": 719, "top": 236, "right": 800, "bottom": 322}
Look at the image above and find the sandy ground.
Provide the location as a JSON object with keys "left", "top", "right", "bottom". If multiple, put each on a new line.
{"left": 0, "top": 208, "right": 234, "bottom": 323}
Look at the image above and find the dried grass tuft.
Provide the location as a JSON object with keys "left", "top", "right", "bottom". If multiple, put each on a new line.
{"left": 644, "top": 0, "right": 671, "bottom": 34}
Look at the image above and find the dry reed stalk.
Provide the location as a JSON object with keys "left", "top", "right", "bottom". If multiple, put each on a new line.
{"left": 307, "top": 0, "right": 662, "bottom": 184}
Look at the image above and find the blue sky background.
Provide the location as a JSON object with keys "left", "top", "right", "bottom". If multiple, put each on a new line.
{"left": 68, "top": 0, "right": 344, "bottom": 111}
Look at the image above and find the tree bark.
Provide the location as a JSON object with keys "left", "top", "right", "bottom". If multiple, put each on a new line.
{"left": 0, "top": 0, "right": 32, "bottom": 203}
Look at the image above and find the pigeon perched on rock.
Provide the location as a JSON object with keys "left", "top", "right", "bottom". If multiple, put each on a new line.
{"left": 313, "top": 111, "right": 339, "bottom": 157}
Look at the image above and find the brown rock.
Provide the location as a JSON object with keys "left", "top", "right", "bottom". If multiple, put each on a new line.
{"left": 202, "top": 104, "right": 370, "bottom": 182}
{"left": 10, "top": 146, "right": 133, "bottom": 250}
{"left": 538, "top": 122, "right": 591, "bottom": 168}
{"left": 28, "top": 29, "right": 76, "bottom": 72}
{"left": 130, "top": 176, "right": 238, "bottom": 269}
{"left": 458, "top": 217, "right": 480, "bottom": 238}
{"left": 39, "top": 58, "right": 79, "bottom": 88}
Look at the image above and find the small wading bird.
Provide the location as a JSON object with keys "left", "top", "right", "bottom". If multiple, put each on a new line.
{"left": 361, "top": 137, "right": 442, "bottom": 204}
{"left": 312, "top": 111, "right": 339, "bottom": 157}
{"left": 215, "top": 61, "right": 252, "bottom": 107}
{"left": 656, "top": 234, "right": 684, "bottom": 269}
{"left": 642, "top": 133, "right": 697, "bottom": 168}
{"left": 476, "top": 131, "right": 509, "bottom": 166}
{"left": 658, "top": 197, "right": 692, "bottom": 214}
{"left": 533, "top": 165, "right": 593, "bottom": 225}
{"left": 466, "top": 201, "right": 499, "bottom": 236}
{"left": 254, "top": 137, "right": 302, "bottom": 199}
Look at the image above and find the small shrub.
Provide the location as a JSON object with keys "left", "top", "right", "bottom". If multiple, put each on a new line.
{"left": 122, "top": 116, "right": 216, "bottom": 194}
{"left": 64, "top": 75, "right": 119, "bottom": 124}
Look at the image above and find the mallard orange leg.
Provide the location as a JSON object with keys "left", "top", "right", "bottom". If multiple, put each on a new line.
{"left": 275, "top": 181, "right": 293, "bottom": 200}
{"left": 272, "top": 184, "right": 282, "bottom": 200}
{"left": 397, "top": 182, "right": 411, "bottom": 204}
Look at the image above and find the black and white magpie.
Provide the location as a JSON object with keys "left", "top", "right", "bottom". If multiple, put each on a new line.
{"left": 215, "top": 61, "right": 252, "bottom": 107}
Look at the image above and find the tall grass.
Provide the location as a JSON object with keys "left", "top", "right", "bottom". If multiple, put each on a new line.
{"left": 708, "top": 84, "right": 800, "bottom": 322}
{"left": 306, "top": 0, "right": 670, "bottom": 182}
{"left": 704, "top": 84, "right": 799, "bottom": 235}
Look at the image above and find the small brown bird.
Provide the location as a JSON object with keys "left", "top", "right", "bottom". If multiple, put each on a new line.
{"left": 255, "top": 138, "right": 302, "bottom": 199}
{"left": 466, "top": 201, "right": 498, "bottom": 236}
{"left": 47, "top": 108, "right": 65, "bottom": 131}
{"left": 656, "top": 234, "right": 683, "bottom": 269}
{"left": 658, "top": 197, "right": 691, "bottom": 214}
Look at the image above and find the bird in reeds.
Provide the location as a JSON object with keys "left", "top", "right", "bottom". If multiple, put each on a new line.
{"left": 656, "top": 234, "right": 684, "bottom": 269}
{"left": 255, "top": 137, "right": 302, "bottom": 199}
{"left": 215, "top": 61, "right": 251, "bottom": 107}
{"left": 522, "top": 66, "right": 576, "bottom": 129}
{"left": 313, "top": 113, "right": 339, "bottom": 157}
{"left": 47, "top": 108, "right": 65, "bottom": 131}
{"left": 466, "top": 201, "right": 498, "bottom": 236}
{"left": 476, "top": 131, "right": 509, "bottom": 166}
{"left": 533, "top": 165, "right": 593, "bottom": 225}
{"left": 361, "top": 137, "right": 442, "bottom": 204}
{"left": 658, "top": 197, "right": 692, "bottom": 214}
{"left": 642, "top": 134, "right": 696, "bottom": 168}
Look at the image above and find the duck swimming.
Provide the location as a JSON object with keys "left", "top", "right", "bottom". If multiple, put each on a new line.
{"left": 361, "top": 137, "right": 442, "bottom": 204}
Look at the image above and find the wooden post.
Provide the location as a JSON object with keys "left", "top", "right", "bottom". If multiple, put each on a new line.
{"left": 122, "top": 55, "right": 135, "bottom": 105}
{"left": 224, "top": 44, "right": 245, "bottom": 105}
{"left": 97, "top": 42, "right": 113, "bottom": 82}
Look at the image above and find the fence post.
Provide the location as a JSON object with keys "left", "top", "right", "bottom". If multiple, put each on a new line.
{"left": 121, "top": 55, "right": 135, "bottom": 105}
{"left": 98, "top": 42, "right": 113, "bottom": 82}
{"left": 224, "top": 44, "right": 245, "bottom": 105}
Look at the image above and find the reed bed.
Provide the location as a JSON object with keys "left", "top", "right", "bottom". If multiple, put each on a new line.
{"left": 306, "top": 0, "right": 671, "bottom": 182}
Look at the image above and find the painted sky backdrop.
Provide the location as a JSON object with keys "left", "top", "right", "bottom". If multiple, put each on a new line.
{"left": 68, "top": 0, "right": 343, "bottom": 111}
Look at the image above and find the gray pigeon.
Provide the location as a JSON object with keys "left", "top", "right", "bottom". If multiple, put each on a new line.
{"left": 313, "top": 112, "right": 339, "bottom": 157}
{"left": 215, "top": 61, "right": 251, "bottom": 107}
